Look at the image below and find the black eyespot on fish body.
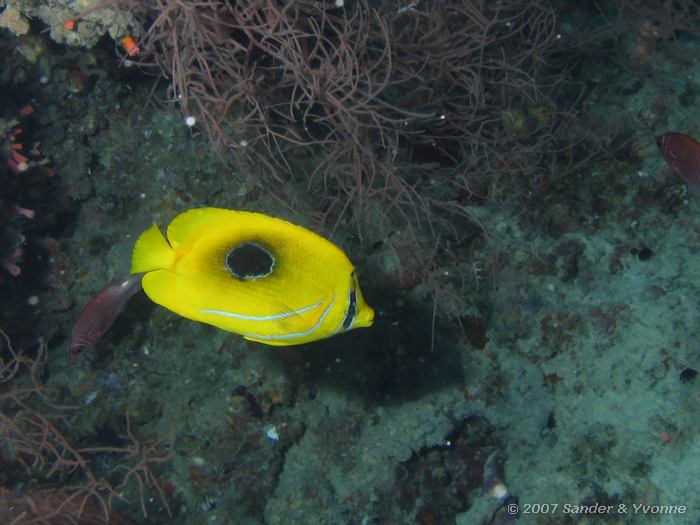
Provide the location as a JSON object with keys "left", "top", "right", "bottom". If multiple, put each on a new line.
{"left": 226, "top": 242, "right": 275, "bottom": 280}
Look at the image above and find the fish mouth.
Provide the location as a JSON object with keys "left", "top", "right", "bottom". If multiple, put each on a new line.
{"left": 356, "top": 306, "right": 375, "bottom": 328}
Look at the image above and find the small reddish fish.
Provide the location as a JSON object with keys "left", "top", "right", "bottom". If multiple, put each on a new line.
{"left": 656, "top": 132, "right": 700, "bottom": 195}
{"left": 69, "top": 273, "right": 143, "bottom": 360}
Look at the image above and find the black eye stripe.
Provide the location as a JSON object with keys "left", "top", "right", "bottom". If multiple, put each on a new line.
{"left": 342, "top": 288, "right": 357, "bottom": 330}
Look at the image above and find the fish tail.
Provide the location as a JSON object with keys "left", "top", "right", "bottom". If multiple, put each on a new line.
{"left": 130, "top": 223, "right": 176, "bottom": 273}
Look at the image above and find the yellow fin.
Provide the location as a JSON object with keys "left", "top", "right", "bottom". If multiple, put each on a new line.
{"left": 130, "top": 223, "right": 176, "bottom": 273}
{"left": 166, "top": 208, "right": 260, "bottom": 250}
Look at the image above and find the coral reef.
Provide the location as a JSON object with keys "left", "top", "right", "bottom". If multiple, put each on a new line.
{"left": 109, "top": 0, "right": 593, "bottom": 324}
{"left": 0, "top": 4, "right": 29, "bottom": 35}
{"left": 0, "top": 99, "right": 60, "bottom": 274}
{"left": 0, "top": 330, "right": 173, "bottom": 523}
{"left": 1, "top": 0, "right": 138, "bottom": 46}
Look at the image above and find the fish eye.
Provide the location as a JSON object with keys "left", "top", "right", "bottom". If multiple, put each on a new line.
{"left": 226, "top": 242, "right": 275, "bottom": 280}
{"left": 69, "top": 342, "right": 87, "bottom": 359}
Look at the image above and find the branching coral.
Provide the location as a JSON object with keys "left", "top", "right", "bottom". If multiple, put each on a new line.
{"left": 0, "top": 329, "right": 173, "bottom": 523}
{"left": 94, "top": 0, "right": 595, "bottom": 323}
{"left": 121, "top": 3, "right": 567, "bottom": 218}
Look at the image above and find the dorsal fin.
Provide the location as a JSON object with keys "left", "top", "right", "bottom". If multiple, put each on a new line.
{"left": 167, "top": 208, "right": 259, "bottom": 249}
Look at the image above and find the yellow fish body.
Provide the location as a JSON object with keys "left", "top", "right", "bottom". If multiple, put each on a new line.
{"left": 130, "top": 208, "right": 374, "bottom": 345}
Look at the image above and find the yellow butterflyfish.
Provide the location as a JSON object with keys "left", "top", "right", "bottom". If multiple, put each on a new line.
{"left": 130, "top": 208, "right": 374, "bottom": 345}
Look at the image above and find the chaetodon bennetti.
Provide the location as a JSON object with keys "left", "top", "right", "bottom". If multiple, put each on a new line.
{"left": 130, "top": 207, "right": 374, "bottom": 345}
